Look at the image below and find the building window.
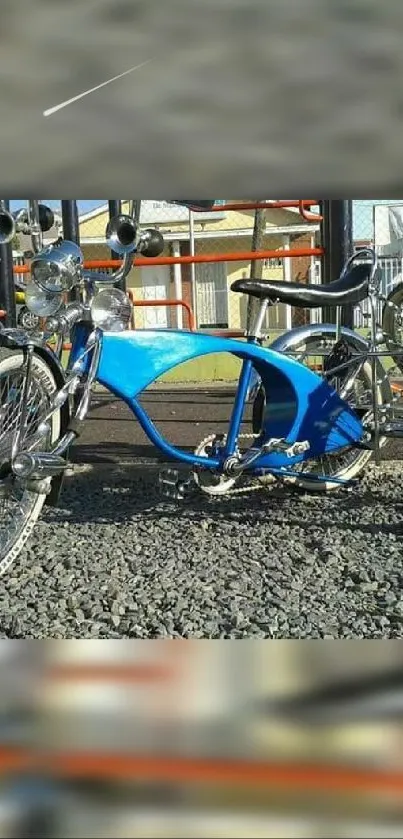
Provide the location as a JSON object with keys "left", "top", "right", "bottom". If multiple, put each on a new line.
{"left": 195, "top": 262, "right": 229, "bottom": 329}
{"left": 265, "top": 257, "right": 283, "bottom": 269}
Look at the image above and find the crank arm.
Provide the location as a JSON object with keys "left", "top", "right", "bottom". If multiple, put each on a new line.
{"left": 225, "top": 439, "right": 310, "bottom": 477}
{"left": 263, "top": 467, "right": 358, "bottom": 487}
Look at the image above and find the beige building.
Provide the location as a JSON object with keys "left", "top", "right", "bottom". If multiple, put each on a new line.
{"left": 78, "top": 201, "right": 321, "bottom": 332}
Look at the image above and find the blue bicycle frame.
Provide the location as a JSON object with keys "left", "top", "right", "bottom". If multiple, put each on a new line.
{"left": 68, "top": 324, "right": 364, "bottom": 476}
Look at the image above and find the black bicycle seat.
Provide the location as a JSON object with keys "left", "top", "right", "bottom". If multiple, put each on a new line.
{"left": 231, "top": 263, "right": 370, "bottom": 309}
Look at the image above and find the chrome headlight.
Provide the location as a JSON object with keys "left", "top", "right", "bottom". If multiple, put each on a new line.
{"left": 24, "top": 282, "right": 63, "bottom": 317}
{"left": 30, "top": 240, "right": 83, "bottom": 294}
{"left": 90, "top": 288, "right": 132, "bottom": 332}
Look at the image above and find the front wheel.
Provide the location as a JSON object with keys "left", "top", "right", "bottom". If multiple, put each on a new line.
{"left": 0, "top": 348, "right": 62, "bottom": 575}
{"left": 254, "top": 331, "right": 390, "bottom": 492}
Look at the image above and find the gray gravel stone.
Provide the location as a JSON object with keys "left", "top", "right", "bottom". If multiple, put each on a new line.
{"left": 0, "top": 463, "right": 402, "bottom": 638}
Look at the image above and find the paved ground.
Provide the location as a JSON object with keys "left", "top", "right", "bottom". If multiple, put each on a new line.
{"left": 70, "top": 386, "right": 403, "bottom": 465}
{"left": 70, "top": 387, "right": 253, "bottom": 465}
{"left": 3, "top": 0, "right": 403, "bottom": 195}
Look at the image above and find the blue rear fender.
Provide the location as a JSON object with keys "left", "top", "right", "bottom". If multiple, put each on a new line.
{"left": 96, "top": 329, "right": 364, "bottom": 466}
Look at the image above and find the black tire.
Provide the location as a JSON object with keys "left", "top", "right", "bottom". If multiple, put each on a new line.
{"left": 0, "top": 348, "right": 62, "bottom": 574}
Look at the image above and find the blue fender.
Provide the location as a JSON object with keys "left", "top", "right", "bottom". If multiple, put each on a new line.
{"left": 96, "top": 330, "right": 364, "bottom": 467}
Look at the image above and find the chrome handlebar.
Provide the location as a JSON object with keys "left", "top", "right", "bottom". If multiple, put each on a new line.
{"left": 81, "top": 214, "right": 165, "bottom": 287}
{"left": 82, "top": 252, "right": 134, "bottom": 287}
{"left": 27, "top": 200, "right": 44, "bottom": 254}
{"left": 2, "top": 200, "right": 56, "bottom": 254}
{"left": 26, "top": 200, "right": 165, "bottom": 294}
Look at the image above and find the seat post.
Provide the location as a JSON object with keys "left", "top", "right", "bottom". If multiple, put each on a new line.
{"left": 247, "top": 299, "right": 269, "bottom": 341}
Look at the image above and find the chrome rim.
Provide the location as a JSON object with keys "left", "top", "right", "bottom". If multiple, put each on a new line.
{"left": 0, "top": 362, "right": 53, "bottom": 560}
{"left": 286, "top": 338, "right": 373, "bottom": 480}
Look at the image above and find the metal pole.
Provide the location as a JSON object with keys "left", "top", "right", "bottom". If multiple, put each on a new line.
{"left": 247, "top": 207, "right": 267, "bottom": 333}
{"left": 108, "top": 200, "right": 124, "bottom": 290}
{"left": 61, "top": 200, "right": 80, "bottom": 245}
{"left": 172, "top": 240, "right": 183, "bottom": 328}
{"left": 189, "top": 209, "right": 197, "bottom": 325}
{"left": 129, "top": 200, "right": 141, "bottom": 225}
{"left": 320, "top": 200, "right": 354, "bottom": 328}
{"left": 0, "top": 199, "right": 17, "bottom": 327}
{"left": 61, "top": 201, "right": 80, "bottom": 301}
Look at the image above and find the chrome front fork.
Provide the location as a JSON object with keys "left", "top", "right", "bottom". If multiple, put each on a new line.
{"left": 11, "top": 331, "right": 101, "bottom": 481}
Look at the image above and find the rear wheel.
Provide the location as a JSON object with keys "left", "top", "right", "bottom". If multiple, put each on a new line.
{"left": 254, "top": 332, "right": 389, "bottom": 492}
{"left": 0, "top": 348, "right": 61, "bottom": 575}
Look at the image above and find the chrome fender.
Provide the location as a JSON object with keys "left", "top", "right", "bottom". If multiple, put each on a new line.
{"left": 271, "top": 323, "right": 370, "bottom": 355}
{"left": 249, "top": 324, "right": 391, "bottom": 406}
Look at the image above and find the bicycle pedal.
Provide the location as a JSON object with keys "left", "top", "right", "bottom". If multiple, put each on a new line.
{"left": 158, "top": 468, "right": 191, "bottom": 501}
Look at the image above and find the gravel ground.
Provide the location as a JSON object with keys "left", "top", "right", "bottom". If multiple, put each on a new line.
{"left": 1, "top": 461, "right": 403, "bottom": 639}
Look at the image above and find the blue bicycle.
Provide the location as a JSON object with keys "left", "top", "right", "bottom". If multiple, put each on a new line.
{"left": 0, "top": 201, "right": 395, "bottom": 573}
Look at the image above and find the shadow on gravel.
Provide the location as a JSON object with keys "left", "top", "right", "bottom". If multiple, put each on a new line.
{"left": 44, "top": 470, "right": 403, "bottom": 540}
{"left": 69, "top": 444, "right": 189, "bottom": 464}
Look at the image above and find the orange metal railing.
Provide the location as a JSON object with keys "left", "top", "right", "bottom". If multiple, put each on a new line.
{"left": 127, "top": 291, "right": 196, "bottom": 330}
{"left": 207, "top": 200, "right": 322, "bottom": 221}
{"left": 3, "top": 200, "right": 323, "bottom": 326}
{"left": 13, "top": 247, "right": 324, "bottom": 276}
{"left": 0, "top": 747, "right": 402, "bottom": 798}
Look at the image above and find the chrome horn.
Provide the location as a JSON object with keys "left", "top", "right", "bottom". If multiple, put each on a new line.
{"left": 7, "top": 202, "right": 55, "bottom": 254}
{"left": 105, "top": 213, "right": 138, "bottom": 256}
{"left": 0, "top": 205, "right": 16, "bottom": 245}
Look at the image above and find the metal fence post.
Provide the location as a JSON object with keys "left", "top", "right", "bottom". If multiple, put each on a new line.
{"left": 61, "top": 201, "right": 80, "bottom": 301}
{"left": 0, "top": 199, "right": 17, "bottom": 328}
{"left": 108, "top": 200, "right": 124, "bottom": 290}
{"left": 61, "top": 200, "right": 80, "bottom": 245}
{"left": 320, "top": 200, "right": 354, "bottom": 328}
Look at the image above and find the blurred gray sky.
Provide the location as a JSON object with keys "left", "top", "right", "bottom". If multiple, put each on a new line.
{"left": 2, "top": 0, "right": 403, "bottom": 197}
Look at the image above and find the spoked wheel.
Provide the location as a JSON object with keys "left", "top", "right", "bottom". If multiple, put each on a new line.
{"left": 254, "top": 333, "right": 389, "bottom": 492}
{"left": 382, "top": 283, "right": 403, "bottom": 375}
{"left": 0, "top": 348, "right": 61, "bottom": 575}
{"left": 17, "top": 307, "right": 41, "bottom": 334}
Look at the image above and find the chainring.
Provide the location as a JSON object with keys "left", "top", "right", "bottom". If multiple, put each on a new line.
{"left": 193, "top": 434, "right": 238, "bottom": 496}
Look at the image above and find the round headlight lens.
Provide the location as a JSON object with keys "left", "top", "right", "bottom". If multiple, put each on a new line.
{"left": 24, "top": 282, "right": 63, "bottom": 317}
{"left": 90, "top": 288, "right": 132, "bottom": 332}
{"left": 30, "top": 241, "right": 83, "bottom": 294}
{"left": 31, "top": 260, "right": 64, "bottom": 293}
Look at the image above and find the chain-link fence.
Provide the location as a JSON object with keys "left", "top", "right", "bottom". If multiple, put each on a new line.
{"left": 20, "top": 200, "right": 320, "bottom": 335}
{"left": 352, "top": 200, "right": 403, "bottom": 328}
{"left": 15, "top": 200, "right": 403, "bottom": 338}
